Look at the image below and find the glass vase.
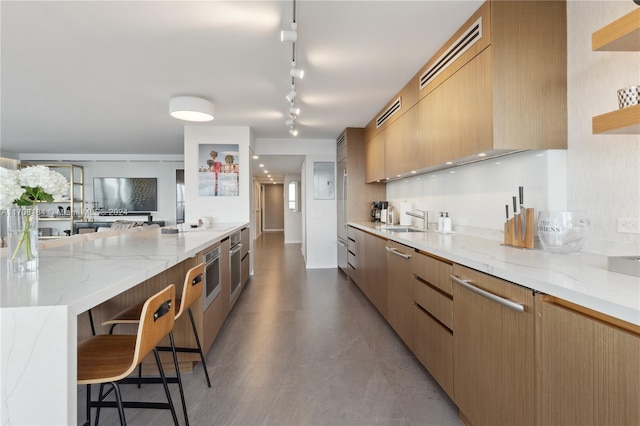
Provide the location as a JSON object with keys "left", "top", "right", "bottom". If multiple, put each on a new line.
{"left": 6, "top": 207, "right": 39, "bottom": 272}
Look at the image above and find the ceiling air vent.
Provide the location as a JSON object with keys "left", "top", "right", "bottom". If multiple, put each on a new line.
{"left": 336, "top": 133, "right": 346, "bottom": 148}
{"left": 419, "top": 17, "right": 483, "bottom": 90}
{"left": 376, "top": 97, "right": 402, "bottom": 128}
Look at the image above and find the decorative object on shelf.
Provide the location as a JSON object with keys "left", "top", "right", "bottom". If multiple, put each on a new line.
{"left": 617, "top": 85, "right": 640, "bottom": 108}
{"left": 0, "top": 165, "right": 68, "bottom": 272}
{"left": 537, "top": 211, "right": 590, "bottom": 255}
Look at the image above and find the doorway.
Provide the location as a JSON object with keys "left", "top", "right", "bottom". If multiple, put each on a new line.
{"left": 262, "top": 184, "right": 284, "bottom": 231}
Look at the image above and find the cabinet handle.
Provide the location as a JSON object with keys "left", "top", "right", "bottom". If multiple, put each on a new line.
{"left": 450, "top": 274, "right": 524, "bottom": 313}
{"left": 337, "top": 240, "right": 346, "bottom": 247}
{"left": 385, "top": 246, "right": 412, "bottom": 259}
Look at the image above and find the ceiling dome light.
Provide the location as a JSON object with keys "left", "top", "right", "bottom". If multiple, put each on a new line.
{"left": 290, "top": 67, "right": 304, "bottom": 79}
{"left": 290, "top": 106, "right": 301, "bottom": 115}
{"left": 285, "top": 89, "right": 297, "bottom": 102}
{"left": 169, "top": 96, "right": 214, "bottom": 122}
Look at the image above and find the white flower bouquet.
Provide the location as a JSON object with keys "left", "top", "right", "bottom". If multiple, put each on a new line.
{"left": 1, "top": 165, "right": 69, "bottom": 270}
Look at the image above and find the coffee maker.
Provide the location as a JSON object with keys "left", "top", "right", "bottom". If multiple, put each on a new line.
{"left": 371, "top": 201, "right": 388, "bottom": 222}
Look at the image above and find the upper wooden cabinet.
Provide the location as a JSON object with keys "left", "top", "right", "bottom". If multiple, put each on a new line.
{"left": 364, "top": 128, "right": 386, "bottom": 183}
{"left": 384, "top": 105, "right": 421, "bottom": 178}
{"left": 339, "top": 128, "right": 386, "bottom": 216}
{"left": 364, "top": 0, "right": 568, "bottom": 178}
{"left": 421, "top": 1, "right": 568, "bottom": 167}
{"left": 591, "top": 8, "right": 640, "bottom": 135}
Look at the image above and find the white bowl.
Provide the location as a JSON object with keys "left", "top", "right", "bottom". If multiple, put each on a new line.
{"left": 537, "top": 211, "right": 590, "bottom": 254}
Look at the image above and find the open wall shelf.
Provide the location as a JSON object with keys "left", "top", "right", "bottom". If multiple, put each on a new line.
{"left": 592, "top": 8, "right": 640, "bottom": 135}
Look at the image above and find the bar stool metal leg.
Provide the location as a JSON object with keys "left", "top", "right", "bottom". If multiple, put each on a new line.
{"left": 169, "top": 331, "right": 190, "bottom": 426}
{"left": 153, "top": 348, "right": 179, "bottom": 426}
{"left": 187, "top": 307, "right": 211, "bottom": 387}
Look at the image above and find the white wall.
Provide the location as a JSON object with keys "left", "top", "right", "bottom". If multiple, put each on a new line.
{"left": 254, "top": 138, "right": 336, "bottom": 267}
{"left": 284, "top": 174, "right": 302, "bottom": 243}
{"left": 566, "top": 0, "right": 639, "bottom": 247}
{"left": 386, "top": 150, "right": 567, "bottom": 240}
{"left": 183, "top": 126, "right": 253, "bottom": 225}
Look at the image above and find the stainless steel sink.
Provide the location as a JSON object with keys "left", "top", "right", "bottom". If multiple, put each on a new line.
{"left": 379, "top": 227, "right": 425, "bottom": 233}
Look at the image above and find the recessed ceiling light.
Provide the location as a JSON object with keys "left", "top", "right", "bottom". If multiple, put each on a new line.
{"left": 253, "top": 155, "right": 259, "bottom": 159}
{"left": 259, "top": 164, "right": 264, "bottom": 167}
{"left": 264, "top": 170, "right": 268, "bottom": 173}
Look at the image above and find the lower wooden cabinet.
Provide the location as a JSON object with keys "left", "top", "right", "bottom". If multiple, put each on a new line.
{"left": 536, "top": 295, "right": 640, "bottom": 426}
{"left": 362, "top": 231, "right": 388, "bottom": 317}
{"left": 452, "top": 264, "right": 535, "bottom": 426}
{"left": 386, "top": 240, "right": 414, "bottom": 349}
{"left": 412, "top": 251, "right": 454, "bottom": 399}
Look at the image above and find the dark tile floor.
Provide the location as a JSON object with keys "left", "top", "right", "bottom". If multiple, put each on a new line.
{"left": 78, "top": 231, "right": 460, "bottom": 425}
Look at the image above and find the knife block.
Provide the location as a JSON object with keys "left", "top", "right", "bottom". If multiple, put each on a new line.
{"left": 504, "top": 208, "right": 535, "bottom": 249}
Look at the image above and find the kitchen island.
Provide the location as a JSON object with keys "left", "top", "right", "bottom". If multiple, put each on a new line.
{"left": 0, "top": 223, "right": 248, "bottom": 425}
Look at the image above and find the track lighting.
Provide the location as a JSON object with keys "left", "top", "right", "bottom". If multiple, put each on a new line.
{"left": 281, "top": 21, "right": 297, "bottom": 42}
{"left": 290, "top": 67, "right": 304, "bottom": 79}
{"left": 285, "top": 119, "right": 294, "bottom": 126}
{"left": 285, "top": 89, "right": 297, "bottom": 102}
{"left": 281, "top": 29, "right": 297, "bottom": 43}
{"left": 290, "top": 106, "right": 300, "bottom": 115}
{"left": 289, "top": 128, "right": 298, "bottom": 136}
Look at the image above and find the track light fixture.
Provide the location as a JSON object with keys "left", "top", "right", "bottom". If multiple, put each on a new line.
{"left": 285, "top": 119, "right": 294, "bottom": 126}
{"left": 289, "top": 128, "right": 298, "bottom": 136}
{"left": 281, "top": 29, "right": 297, "bottom": 43}
{"left": 290, "top": 67, "right": 304, "bottom": 79}
{"left": 285, "top": 89, "right": 297, "bottom": 102}
{"left": 290, "top": 106, "right": 300, "bottom": 115}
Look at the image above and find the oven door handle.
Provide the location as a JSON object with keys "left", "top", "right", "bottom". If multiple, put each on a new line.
{"left": 230, "top": 245, "right": 242, "bottom": 255}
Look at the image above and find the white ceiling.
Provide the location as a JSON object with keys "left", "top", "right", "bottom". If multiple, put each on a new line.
{"left": 1, "top": 0, "right": 482, "bottom": 179}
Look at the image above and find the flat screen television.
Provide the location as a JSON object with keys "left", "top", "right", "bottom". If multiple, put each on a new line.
{"left": 93, "top": 177, "right": 158, "bottom": 213}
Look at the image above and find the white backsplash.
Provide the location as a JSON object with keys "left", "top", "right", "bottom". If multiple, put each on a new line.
{"left": 386, "top": 150, "right": 567, "bottom": 241}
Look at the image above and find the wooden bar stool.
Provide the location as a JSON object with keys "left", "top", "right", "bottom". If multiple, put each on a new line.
{"left": 102, "top": 263, "right": 210, "bottom": 425}
{"left": 78, "top": 285, "right": 180, "bottom": 426}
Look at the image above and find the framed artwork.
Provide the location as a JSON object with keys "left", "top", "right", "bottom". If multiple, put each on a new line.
{"left": 198, "top": 144, "right": 239, "bottom": 196}
{"left": 313, "top": 162, "right": 334, "bottom": 200}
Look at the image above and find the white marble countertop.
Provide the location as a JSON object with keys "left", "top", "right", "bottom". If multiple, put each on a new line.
{"left": 0, "top": 222, "right": 248, "bottom": 314}
{"left": 350, "top": 221, "right": 640, "bottom": 326}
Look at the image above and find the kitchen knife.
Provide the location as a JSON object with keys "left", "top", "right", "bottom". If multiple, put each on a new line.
{"left": 513, "top": 196, "right": 518, "bottom": 238}
{"left": 519, "top": 186, "right": 526, "bottom": 240}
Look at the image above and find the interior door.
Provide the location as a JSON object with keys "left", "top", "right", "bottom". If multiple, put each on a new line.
{"left": 263, "top": 184, "right": 284, "bottom": 231}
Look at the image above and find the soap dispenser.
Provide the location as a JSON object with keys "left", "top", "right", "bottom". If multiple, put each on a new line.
{"left": 438, "top": 212, "right": 444, "bottom": 231}
{"left": 443, "top": 212, "right": 452, "bottom": 233}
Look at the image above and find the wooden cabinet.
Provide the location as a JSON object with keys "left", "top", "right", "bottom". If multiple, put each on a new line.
{"left": 385, "top": 240, "right": 414, "bottom": 349}
{"left": 536, "top": 295, "right": 640, "bottom": 426}
{"left": 384, "top": 105, "right": 421, "bottom": 178}
{"left": 362, "top": 230, "right": 388, "bottom": 317}
{"left": 452, "top": 264, "right": 535, "bottom": 426}
{"left": 347, "top": 226, "right": 388, "bottom": 316}
{"left": 412, "top": 251, "right": 454, "bottom": 399}
{"left": 592, "top": 8, "right": 640, "bottom": 135}
{"left": 419, "top": 0, "right": 567, "bottom": 169}
{"left": 420, "top": 47, "right": 493, "bottom": 166}
{"left": 364, "top": 129, "right": 386, "bottom": 183}
{"left": 347, "top": 226, "right": 363, "bottom": 285}
{"left": 338, "top": 128, "right": 386, "bottom": 218}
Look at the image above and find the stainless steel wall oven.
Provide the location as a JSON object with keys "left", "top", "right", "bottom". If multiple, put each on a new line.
{"left": 203, "top": 245, "right": 221, "bottom": 310}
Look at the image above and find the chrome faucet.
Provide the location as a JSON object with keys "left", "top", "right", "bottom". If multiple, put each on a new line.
{"left": 406, "top": 209, "right": 428, "bottom": 230}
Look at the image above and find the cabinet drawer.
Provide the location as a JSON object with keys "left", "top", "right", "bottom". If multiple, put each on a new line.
{"left": 414, "top": 303, "right": 454, "bottom": 399}
{"left": 347, "top": 237, "right": 356, "bottom": 253}
{"left": 414, "top": 276, "right": 453, "bottom": 330}
{"left": 411, "top": 251, "right": 453, "bottom": 296}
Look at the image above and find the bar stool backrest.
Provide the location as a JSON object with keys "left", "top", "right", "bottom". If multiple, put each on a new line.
{"left": 176, "top": 263, "right": 205, "bottom": 319}
{"left": 133, "top": 284, "right": 176, "bottom": 369}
